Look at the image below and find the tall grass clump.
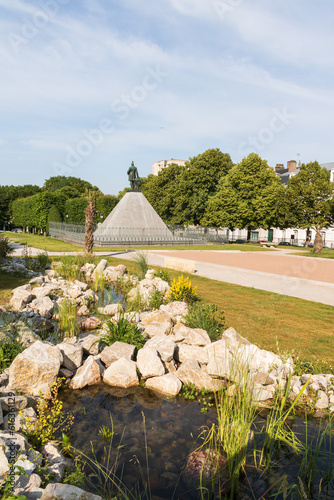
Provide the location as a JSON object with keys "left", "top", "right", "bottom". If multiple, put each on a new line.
{"left": 186, "top": 303, "right": 225, "bottom": 341}
{"left": 53, "top": 255, "right": 87, "bottom": 281}
{"left": 57, "top": 299, "right": 78, "bottom": 340}
{"left": 133, "top": 251, "right": 149, "bottom": 279}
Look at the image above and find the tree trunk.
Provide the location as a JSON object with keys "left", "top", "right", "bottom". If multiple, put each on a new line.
{"left": 314, "top": 230, "right": 323, "bottom": 253}
{"left": 304, "top": 228, "right": 310, "bottom": 247}
{"left": 247, "top": 227, "right": 251, "bottom": 241}
{"left": 85, "top": 196, "right": 97, "bottom": 255}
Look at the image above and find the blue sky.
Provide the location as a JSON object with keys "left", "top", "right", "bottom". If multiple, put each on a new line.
{"left": 1, "top": 0, "right": 334, "bottom": 195}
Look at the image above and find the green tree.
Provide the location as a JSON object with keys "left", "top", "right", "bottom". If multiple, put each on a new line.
{"left": 141, "top": 163, "right": 186, "bottom": 224}
{"left": 43, "top": 176, "right": 102, "bottom": 195}
{"left": 0, "top": 184, "right": 41, "bottom": 228}
{"left": 286, "top": 162, "right": 334, "bottom": 253}
{"left": 202, "top": 153, "right": 284, "bottom": 238}
{"left": 178, "top": 149, "right": 234, "bottom": 225}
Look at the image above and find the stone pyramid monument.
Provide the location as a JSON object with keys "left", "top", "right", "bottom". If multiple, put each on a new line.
{"left": 94, "top": 162, "right": 175, "bottom": 244}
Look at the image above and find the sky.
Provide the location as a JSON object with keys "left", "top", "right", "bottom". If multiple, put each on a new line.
{"left": 1, "top": 0, "right": 334, "bottom": 196}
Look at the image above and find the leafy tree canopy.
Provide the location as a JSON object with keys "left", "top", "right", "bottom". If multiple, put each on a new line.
{"left": 202, "top": 153, "right": 284, "bottom": 233}
{"left": 286, "top": 161, "right": 334, "bottom": 231}
{"left": 43, "top": 176, "right": 102, "bottom": 195}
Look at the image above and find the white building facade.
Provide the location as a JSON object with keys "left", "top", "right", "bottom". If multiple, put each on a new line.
{"left": 152, "top": 158, "right": 186, "bottom": 175}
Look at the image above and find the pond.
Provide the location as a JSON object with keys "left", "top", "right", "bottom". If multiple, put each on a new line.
{"left": 61, "top": 385, "right": 334, "bottom": 499}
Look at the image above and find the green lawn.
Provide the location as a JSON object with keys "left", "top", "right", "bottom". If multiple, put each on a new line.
{"left": 3, "top": 232, "right": 272, "bottom": 253}
{"left": 3, "top": 232, "right": 83, "bottom": 252}
{"left": 292, "top": 248, "right": 334, "bottom": 259}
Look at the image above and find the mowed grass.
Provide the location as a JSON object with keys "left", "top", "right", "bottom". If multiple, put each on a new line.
{"left": 3, "top": 232, "right": 83, "bottom": 252}
{"left": 108, "top": 256, "right": 334, "bottom": 371}
{"left": 3, "top": 232, "right": 272, "bottom": 253}
{"left": 293, "top": 248, "right": 334, "bottom": 259}
{"left": 0, "top": 269, "right": 28, "bottom": 305}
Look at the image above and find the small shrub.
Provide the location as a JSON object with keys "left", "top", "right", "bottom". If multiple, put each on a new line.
{"left": 186, "top": 303, "right": 225, "bottom": 341}
{"left": 127, "top": 288, "right": 146, "bottom": 313}
{"left": 35, "top": 251, "right": 51, "bottom": 272}
{"left": 154, "top": 268, "right": 170, "bottom": 283}
{"left": 149, "top": 288, "right": 165, "bottom": 310}
{"left": 0, "top": 235, "right": 13, "bottom": 263}
{"left": 0, "top": 339, "right": 24, "bottom": 370}
{"left": 165, "top": 275, "right": 198, "bottom": 303}
{"left": 101, "top": 315, "right": 145, "bottom": 350}
{"left": 22, "top": 379, "right": 74, "bottom": 449}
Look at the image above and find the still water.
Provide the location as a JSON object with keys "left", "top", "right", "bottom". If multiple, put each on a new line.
{"left": 61, "top": 385, "right": 334, "bottom": 499}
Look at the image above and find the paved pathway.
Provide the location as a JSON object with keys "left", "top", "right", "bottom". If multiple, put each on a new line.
{"left": 8, "top": 243, "right": 334, "bottom": 307}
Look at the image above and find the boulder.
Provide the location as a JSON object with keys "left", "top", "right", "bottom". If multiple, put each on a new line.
{"left": 237, "top": 345, "right": 282, "bottom": 374}
{"left": 74, "top": 280, "right": 88, "bottom": 291}
{"left": 160, "top": 301, "right": 188, "bottom": 319}
{"left": 180, "top": 327, "right": 211, "bottom": 347}
{"left": 176, "top": 360, "right": 224, "bottom": 392}
{"left": 77, "top": 305, "right": 90, "bottom": 317}
{"left": 175, "top": 344, "right": 209, "bottom": 365}
{"left": 136, "top": 347, "right": 165, "bottom": 379}
{"left": 144, "top": 335, "right": 176, "bottom": 362}
{"left": 29, "top": 296, "right": 54, "bottom": 319}
{"left": 102, "top": 304, "right": 124, "bottom": 316}
{"left": 206, "top": 339, "right": 229, "bottom": 360}
{"left": 0, "top": 445, "right": 9, "bottom": 476}
{"left": 0, "top": 395, "right": 28, "bottom": 411}
{"left": 222, "top": 327, "right": 250, "bottom": 353}
{"left": 140, "top": 310, "right": 172, "bottom": 326}
{"left": 58, "top": 342, "right": 83, "bottom": 371}
{"left": 103, "top": 358, "right": 138, "bottom": 388}
{"left": 8, "top": 341, "right": 62, "bottom": 397}
{"left": 41, "top": 442, "right": 72, "bottom": 482}
{"left": 79, "top": 334, "right": 101, "bottom": 356}
{"left": 31, "top": 287, "right": 51, "bottom": 299}
{"left": 10, "top": 288, "right": 35, "bottom": 311}
{"left": 65, "top": 286, "right": 84, "bottom": 299}
{"left": 315, "top": 390, "right": 329, "bottom": 410}
{"left": 103, "top": 265, "right": 127, "bottom": 281}
{"left": 69, "top": 356, "right": 104, "bottom": 389}
{"left": 100, "top": 342, "right": 136, "bottom": 367}
{"left": 77, "top": 316, "right": 101, "bottom": 331}
{"left": 145, "top": 373, "right": 182, "bottom": 396}
{"left": 141, "top": 322, "right": 172, "bottom": 338}
{"left": 41, "top": 483, "right": 102, "bottom": 500}
{"left": 93, "top": 259, "right": 108, "bottom": 276}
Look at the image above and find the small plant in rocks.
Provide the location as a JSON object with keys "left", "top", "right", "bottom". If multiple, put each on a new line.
{"left": 101, "top": 314, "right": 145, "bottom": 350}
{"left": 0, "top": 338, "right": 24, "bottom": 370}
{"left": 0, "top": 234, "right": 14, "bottom": 263}
{"left": 186, "top": 302, "right": 225, "bottom": 341}
{"left": 165, "top": 275, "right": 198, "bottom": 303}
{"left": 22, "top": 379, "right": 74, "bottom": 449}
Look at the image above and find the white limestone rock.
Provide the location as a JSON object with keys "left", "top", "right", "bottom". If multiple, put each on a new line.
{"left": 100, "top": 342, "right": 136, "bottom": 367}
{"left": 93, "top": 259, "right": 108, "bottom": 276}
{"left": 103, "top": 358, "right": 139, "bottom": 388}
{"left": 144, "top": 335, "right": 176, "bottom": 362}
{"left": 8, "top": 341, "right": 62, "bottom": 397}
{"left": 41, "top": 483, "right": 102, "bottom": 500}
{"left": 160, "top": 301, "right": 188, "bottom": 319}
{"left": 176, "top": 360, "right": 224, "bottom": 392}
{"left": 175, "top": 344, "right": 209, "bottom": 365}
{"left": 103, "top": 303, "right": 124, "bottom": 316}
{"left": 69, "top": 356, "right": 104, "bottom": 389}
{"left": 29, "top": 296, "right": 54, "bottom": 319}
{"left": 137, "top": 347, "right": 165, "bottom": 379}
{"left": 145, "top": 373, "right": 182, "bottom": 396}
{"left": 58, "top": 342, "right": 83, "bottom": 371}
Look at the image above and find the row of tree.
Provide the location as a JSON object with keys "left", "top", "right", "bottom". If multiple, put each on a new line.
{"left": 2, "top": 150, "right": 333, "bottom": 252}
{"left": 1, "top": 176, "right": 117, "bottom": 233}
{"left": 140, "top": 150, "right": 334, "bottom": 250}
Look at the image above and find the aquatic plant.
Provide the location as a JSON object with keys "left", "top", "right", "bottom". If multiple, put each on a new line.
{"left": 57, "top": 298, "right": 78, "bottom": 340}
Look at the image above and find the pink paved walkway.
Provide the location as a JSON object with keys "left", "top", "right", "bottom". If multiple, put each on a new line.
{"left": 152, "top": 251, "right": 334, "bottom": 284}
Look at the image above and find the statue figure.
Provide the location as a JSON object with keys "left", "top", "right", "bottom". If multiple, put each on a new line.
{"left": 127, "top": 161, "right": 142, "bottom": 191}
